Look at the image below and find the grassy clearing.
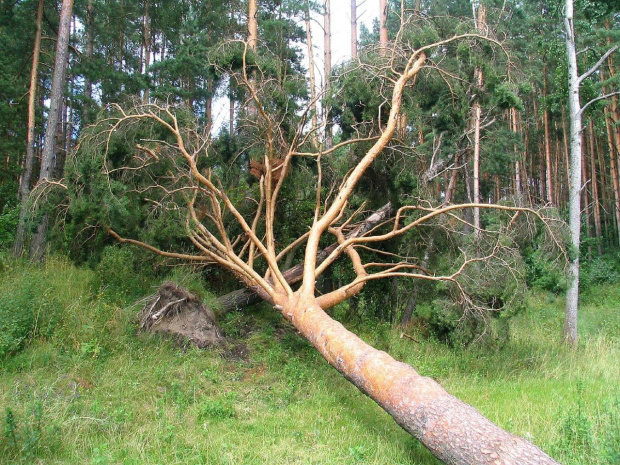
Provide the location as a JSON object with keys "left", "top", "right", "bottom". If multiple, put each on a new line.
{"left": 1, "top": 257, "right": 619, "bottom": 464}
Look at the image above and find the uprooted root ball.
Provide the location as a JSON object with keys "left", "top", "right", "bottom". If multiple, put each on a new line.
{"left": 139, "top": 282, "right": 224, "bottom": 347}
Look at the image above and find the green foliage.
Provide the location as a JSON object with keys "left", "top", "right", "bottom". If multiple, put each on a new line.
{"left": 0, "top": 264, "right": 66, "bottom": 358}
{"left": 196, "top": 395, "right": 236, "bottom": 422}
{"left": 580, "top": 254, "right": 620, "bottom": 290}
{"left": 0, "top": 204, "right": 19, "bottom": 249}
{"left": 525, "top": 248, "right": 568, "bottom": 294}
{"left": 91, "top": 245, "right": 158, "bottom": 301}
{"left": 1, "top": 402, "right": 60, "bottom": 463}
{"left": 553, "top": 384, "right": 620, "bottom": 465}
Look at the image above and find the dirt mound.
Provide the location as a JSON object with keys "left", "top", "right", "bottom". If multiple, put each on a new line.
{"left": 139, "top": 282, "right": 224, "bottom": 347}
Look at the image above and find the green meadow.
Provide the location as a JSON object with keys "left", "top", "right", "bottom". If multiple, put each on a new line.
{"left": 1, "top": 256, "right": 619, "bottom": 464}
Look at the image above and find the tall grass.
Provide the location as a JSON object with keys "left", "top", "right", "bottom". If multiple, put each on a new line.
{"left": 1, "top": 257, "right": 619, "bottom": 464}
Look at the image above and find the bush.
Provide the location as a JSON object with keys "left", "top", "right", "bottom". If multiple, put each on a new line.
{"left": 91, "top": 245, "right": 158, "bottom": 301}
{"left": 525, "top": 248, "right": 567, "bottom": 294}
{"left": 0, "top": 204, "right": 19, "bottom": 249}
{"left": 0, "top": 278, "right": 63, "bottom": 359}
{"left": 580, "top": 255, "right": 620, "bottom": 290}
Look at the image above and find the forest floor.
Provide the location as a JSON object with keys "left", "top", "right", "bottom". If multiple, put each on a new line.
{"left": 1, "top": 255, "right": 619, "bottom": 464}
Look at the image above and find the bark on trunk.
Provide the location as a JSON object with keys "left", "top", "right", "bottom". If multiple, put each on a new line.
{"left": 350, "top": 0, "right": 357, "bottom": 59}
{"left": 143, "top": 0, "right": 151, "bottom": 101}
{"left": 379, "top": 0, "right": 388, "bottom": 56}
{"left": 603, "top": 92, "right": 620, "bottom": 244}
{"left": 278, "top": 296, "right": 560, "bottom": 465}
{"left": 543, "top": 61, "right": 554, "bottom": 204}
{"left": 602, "top": 65, "right": 620, "bottom": 244}
{"left": 13, "top": 0, "right": 44, "bottom": 257}
{"left": 304, "top": 3, "right": 319, "bottom": 147}
{"left": 588, "top": 120, "right": 603, "bottom": 255}
{"left": 471, "top": 5, "right": 486, "bottom": 231}
{"left": 248, "top": 0, "right": 258, "bottom": 51}
{"left": 581, "top": 135, "right": 592, "bottom": 259}
{"left": 564, "top": 0, "right": 580, "bottom": 346}
{"left": 29, "top": 0, "right": 74, "bottom": 262}
{"left": 217, "top": 203, "right": 393, "bottom": 313}
{"left": 324, "top": 0, "right": 332, "bottom": 148}
{"left": 84, "top": 0, "right": 94, "bottom": 120}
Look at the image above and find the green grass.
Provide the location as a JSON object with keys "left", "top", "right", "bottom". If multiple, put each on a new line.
{"left": 1, "top": 257, "right": 619, "bottom": 464}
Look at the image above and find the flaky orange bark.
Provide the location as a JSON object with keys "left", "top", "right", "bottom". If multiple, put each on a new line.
{"left": 274, "top": 296, "right": 560, "bottom": 465}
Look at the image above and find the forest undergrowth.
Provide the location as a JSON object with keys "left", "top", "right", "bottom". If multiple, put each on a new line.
{"left": 1, "top": 255, "right": 619, "bottom": 465}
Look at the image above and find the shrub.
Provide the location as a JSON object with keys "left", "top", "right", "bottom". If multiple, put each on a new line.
{"left": 91, "top": 245, "right": 157, "bottom": 300}
{"left": 580, "top": 255, "right": 620, "bottom": 290}
{"left": 0, "top": 204, "right": 19, "bottom": 250}
{"left": 0, "top": 279, "right": 63, "bottom": 359}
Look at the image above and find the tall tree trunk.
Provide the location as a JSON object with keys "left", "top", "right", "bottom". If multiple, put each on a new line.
{"left": 29, "top": 0, "right": 74, "bottom": 262}
{"left": 324, "top": 0, "right": 332, "bottom": 148}
{"left": 229, "top": 85, "right": 235, "bottom": 135}
{"left": 543, "top": 59, "right": 554, "bottom": 204}
{"left": 13, "top": 0, "right": 44, "bottom": 257}
{"left": 471, "top": 4, "right": 486, "bottom": 231}
{"left": 564, "top": 0, "right": 581, "bottom": 346}
{"left": 602, "top": 54, "right": 620, "bottom": 244}
{"left": 350, "top": 0, "right": 357, "bottom": 59}
{"left": 379, "top": 0, "right": 388, "bottom": 56}
{"left": 248, "top": 0, "right": 258, "bottom": 51}
{"left": 143, "top": 0, "right": 151, "bottom": 101}
{"left": 304, "top": 2, "right": 319, "bottom": 147}
{"left": 205, "top": 77, "right": 213, "bottom": 137}
{"left": 83, "top": 0, "right": 94, "bottom": 122}
{"left": 588, "top": 120, "right": 603, "bottom": 255}
{"left": 603, "top": 80, "right": 620, "bottom": 244}
{"left": 581, "top": 134, "right": 592, "bottom": 259}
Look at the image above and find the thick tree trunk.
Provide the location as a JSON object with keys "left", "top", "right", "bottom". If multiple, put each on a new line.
{"left": 217, "top": 203, "right": 393, "bottom": 313}
{"left": 13, "top": 0, "right": 44, "bottom": 257}
{"left": 278, "top": 296, "right": 560, "bottom": 465}
{"left": 564, "top": 0, "right": 580, "bottom": 346}
{"left": 29, "top": 0, "right": 74, "bottom": 262}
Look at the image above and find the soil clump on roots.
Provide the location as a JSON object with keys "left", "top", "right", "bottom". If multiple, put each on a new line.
{"left": 140, "top": 282, "right": 224, "bottom": 347}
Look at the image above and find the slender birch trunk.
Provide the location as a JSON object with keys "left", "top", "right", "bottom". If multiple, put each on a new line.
{"left": 564, "top": 0, "right": 581, "bottom": 346}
